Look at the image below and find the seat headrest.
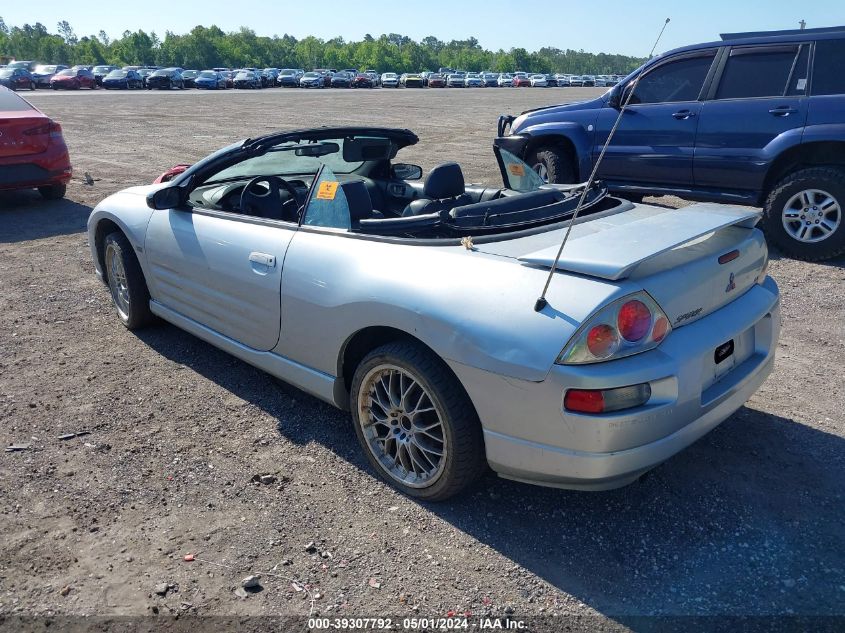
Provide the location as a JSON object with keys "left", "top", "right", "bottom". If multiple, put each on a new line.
{"left": 423, "top": 162, "right": 464, "bottom": 199}
{"left": 339, "top": 180, "right": 373, "bottom": 222}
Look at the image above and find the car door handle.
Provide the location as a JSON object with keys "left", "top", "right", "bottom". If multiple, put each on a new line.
{"left": 769, "top": 106, "right": 798, "bottom": 116}
{"left": 249, "top": 252, "right": 276, "bottom": 267}
{"left": 672, "top": 110, "right": 696, "bottom": 120}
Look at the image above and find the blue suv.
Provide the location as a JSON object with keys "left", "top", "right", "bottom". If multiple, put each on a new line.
{"left": 495, "top": 26, "right": 845, "bottom": 260}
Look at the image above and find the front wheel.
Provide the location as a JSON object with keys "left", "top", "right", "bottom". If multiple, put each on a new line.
{"left": 30, "top": 81, "right": 37, "bottom": 90}
{"left": 762, "top": 166, "right": 845, "bottom": 261}
{"left": 103, "top": 232, "right": 154, "bottom": 329}
{"left": 350, "top": 341, "right": 486, "bottom": 501}
{"left": 526, "top": 146, "right": 576, "bottom": 184}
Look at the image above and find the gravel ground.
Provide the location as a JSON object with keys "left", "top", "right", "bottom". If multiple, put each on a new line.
{"left": 0, "top": 87, "right": 843, "bottom": 631}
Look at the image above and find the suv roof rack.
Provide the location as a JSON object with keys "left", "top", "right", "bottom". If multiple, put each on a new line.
{"left": 720, "top": 25, "right": 845, "bottom": 40}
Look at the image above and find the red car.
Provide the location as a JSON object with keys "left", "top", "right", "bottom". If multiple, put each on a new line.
{"left": 351, "top": 73, "right": 374, "bottom": 88}
{"left": 0, "top": 87, "right": 72, "bottom": 199}
{"left": 50, "top": 68, "right": 97, "bottom": 90}
{"left": 512, "top": 75, "right": 531, "bottom": 87}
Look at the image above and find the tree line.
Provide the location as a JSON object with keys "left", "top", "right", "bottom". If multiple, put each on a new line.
{"left": 0, "top": 18, "right": 645, "bottom": 75}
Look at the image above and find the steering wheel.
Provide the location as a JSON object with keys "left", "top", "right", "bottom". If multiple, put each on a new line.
{"left": 239, "top": 175, "right": 302, "bottom": 221}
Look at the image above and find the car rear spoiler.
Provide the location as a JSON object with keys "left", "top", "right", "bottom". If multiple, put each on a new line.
{"left": 518, "top": 204, "right": 761, "bottom": 280}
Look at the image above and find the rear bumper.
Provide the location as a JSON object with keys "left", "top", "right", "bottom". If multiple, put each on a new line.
{"left": 449, "top": 279, "right": 781, "bottom": 490}
{"left": 0, "top": 144, "right": 72, "bottom": 191}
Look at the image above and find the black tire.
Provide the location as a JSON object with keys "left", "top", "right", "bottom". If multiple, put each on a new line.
{"left": 102, "top": 231, "right": 154, "bottom": 330}
{"left": 38, "top": 184, "right": 67, "bottom": 200}
{"left": 526, "top": 146, "right": 576, "bottom": 184}
{"left": 350, "top": 341, "right": 487, "bottom": 501}
{"left": 30, "top": 81, "right": 37, "bottom": 90}
{"left": 762, "top": 166, "right": 845, "bottom": 261}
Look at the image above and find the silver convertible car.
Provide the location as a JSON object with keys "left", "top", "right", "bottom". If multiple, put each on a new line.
{"left": 87, "top": 127, "right": 780, "bottom": 500}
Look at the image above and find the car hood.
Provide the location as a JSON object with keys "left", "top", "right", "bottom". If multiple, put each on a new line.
{"left": 512, "top": 96, "right": 605, "bottom": 134}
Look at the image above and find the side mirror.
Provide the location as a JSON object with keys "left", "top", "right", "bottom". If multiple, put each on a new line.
{"left": 147, "top": 186, "right": 183, "bottom": 210}
{"left": 607, "top": 85, "right": 622, "bottom": 109}
{"left": 391, "top": 163, "right": 423, "bottom": 181}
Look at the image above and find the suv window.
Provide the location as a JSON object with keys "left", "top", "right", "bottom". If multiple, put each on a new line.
{"left": 715, "top": 46, "right": 800, "bottom": 100}
{"left": 629, "top": 52, "right": 715, "bottom": 104}
{"left": 811, "top": 38, "right": 845, "bottom": 96}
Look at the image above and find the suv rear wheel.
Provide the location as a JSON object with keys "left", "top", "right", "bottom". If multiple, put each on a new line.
{"left": 526, "top": 146, "right": 575, "bottom": 184}
{"left": 763, "top": 167, "right": 845, "bottom": 261}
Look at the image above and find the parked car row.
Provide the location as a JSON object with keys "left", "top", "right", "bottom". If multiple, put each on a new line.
{"left": 1, "top": 60, "right": 626, "bottom": 92}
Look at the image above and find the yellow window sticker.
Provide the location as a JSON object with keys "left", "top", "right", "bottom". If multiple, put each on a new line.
{"left": 508, "top": 163, "right": 525, "bottom": 176}
{"left": 316, "top": 181, "right": 339, "bottom": 200}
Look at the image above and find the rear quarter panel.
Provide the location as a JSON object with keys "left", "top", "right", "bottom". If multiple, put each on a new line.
{"left": 275, "top": 229, "right": 626, "bottom": 383}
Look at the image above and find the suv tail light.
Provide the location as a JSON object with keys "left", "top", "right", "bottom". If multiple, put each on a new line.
{"left": 557, "top": 292, "right": 672, "bottom": 365}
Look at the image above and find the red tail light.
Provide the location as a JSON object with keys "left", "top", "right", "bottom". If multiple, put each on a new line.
{"left": 557, "top": 292, "right": 672, "bottom": 365}
{"left": 586, "top": 324, "right": 619, "bottom": 359}
{"left": 565, "top": 383, "right": 652, "bottom": 414}
{"left": 564, "top": 390, "right": 605, "bottom": 413}
{"left": 23, "top": 120, "right": 62, "bottom": 139}
{"left": 617, "top": 299, "right": 652, "bottom": 342}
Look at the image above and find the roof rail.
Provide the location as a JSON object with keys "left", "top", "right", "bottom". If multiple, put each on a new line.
{"left": 720, "top": 25, "right": 845, "bottom": 40}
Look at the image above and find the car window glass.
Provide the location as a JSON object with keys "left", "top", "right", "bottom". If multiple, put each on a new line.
{"left": 716, "top": 47, "right": 798, "bottom": 100}
{"left": 786, "top": 45, "right": 810, "bottom": 96}
{"left": 629, "top": 53, "right": 714, "bottom": 104}
{"left": 499, "top": 149, "right": 544, "bottom": 192}
{"left": 301, "top": 166, "right": 351, "bottom": 229}
{"left": 811, "top": 38, "right": 845, "bottom": 96}
{"left": 0, "top": 90, "right": 34, "bottom": 111}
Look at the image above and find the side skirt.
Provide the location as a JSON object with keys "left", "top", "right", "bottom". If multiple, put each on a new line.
{"left": 150, "top": 301, "right": 343, "bottom": 408}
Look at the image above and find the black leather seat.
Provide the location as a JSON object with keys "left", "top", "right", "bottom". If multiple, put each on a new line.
{"left": 340, "top": 179, "right": 382, "bottom": 226}
{"left": 402, "top": 162, "right": 473, "bottom": 217}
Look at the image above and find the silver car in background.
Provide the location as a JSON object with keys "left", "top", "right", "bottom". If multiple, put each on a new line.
{"left": 88, "top": 127, "right": 780, "bottom": 501}
{"left": 380, "top": 72, "right": 399, "bottom": 87}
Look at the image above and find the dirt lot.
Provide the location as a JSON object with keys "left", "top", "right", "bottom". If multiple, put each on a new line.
{"left": 1, "top": 87, "right": 843, "bottom": 630}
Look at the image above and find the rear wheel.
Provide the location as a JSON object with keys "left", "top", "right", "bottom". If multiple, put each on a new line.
{"left": 526, "top": 146, "right": 576, "bottom": 184}
{"left": 103, "top": 232, "right": 154, "bottom": 330}
{"left": 38, "top": 184, "right": 66, "bottom": 200}
{"left": 30, "top": 81, "right": 37, "bottom": 90}
{"left": 762, "top": 166, "right": 845, "bottom": 261}
{"left": 350, "top": 341, "right": 486, "bottom": 501}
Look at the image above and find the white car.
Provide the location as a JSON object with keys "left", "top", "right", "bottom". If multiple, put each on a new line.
{"left": 380, "top": 72, "right": 399, "bottom": 87}
{"left": 554, "top": 74, "right": 571, "bottom": 87}
{"left": 497, "top": 73, "right": 513, "bottom": 87}
{"left": 529, "top": 74, "right": 548, "bottom": 87}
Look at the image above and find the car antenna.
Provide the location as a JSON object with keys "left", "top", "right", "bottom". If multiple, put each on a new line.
{"left": 534, "top": 17, "right": 671, "bottom": 313}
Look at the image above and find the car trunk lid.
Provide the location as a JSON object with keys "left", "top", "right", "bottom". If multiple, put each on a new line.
{"left": 478, "top": 203, "right": 767, "bottom": 328}
{"left": 0, "top": 110, "right": 53, "bottom": 158}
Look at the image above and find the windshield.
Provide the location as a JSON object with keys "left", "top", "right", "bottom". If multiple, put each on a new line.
{"left": 280, "top": 69, "right": 295, "bottom": 75}
{"left": 93, "top": 66, "right": 112, "bottom": 73}
{"left": 183, "top": 71, "right": 198, "bottom": 78}
{"left": 0, "top": 70, "right": 13, "bottom": 78}
{"left": 107, "top": 70, "right": 127, "bottom": 78}
{"left": 35, "top": 65, "right": 57, "bottom": 73}
{"left": 57, "top": 69, "right": 75, "bottom": 77}
{"left": 199, "top": 71, "right": 216, "bottom": 78}
{"left": 206, "top": 136, "right": 390, "bottom": 184}
{"left": 152, "top": 70, "right": 169, "bottom": 76}
{"left": 303, "top": 72, "right": 319, "bottom": 78}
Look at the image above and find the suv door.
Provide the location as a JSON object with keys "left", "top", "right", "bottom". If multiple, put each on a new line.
{"left": 694, "top": 44, "right": 810, "bottom": 193}
{"left": 593, "top": 49, "right": 717, "bottom": 186}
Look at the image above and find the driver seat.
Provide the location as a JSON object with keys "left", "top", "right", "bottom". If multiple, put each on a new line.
{"left": 402, "top": 162, "right": 472, "bottom": 217}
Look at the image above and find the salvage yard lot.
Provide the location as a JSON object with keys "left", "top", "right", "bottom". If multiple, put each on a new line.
{"left": 0, "top": 87, "right": 843, "bottom": 626}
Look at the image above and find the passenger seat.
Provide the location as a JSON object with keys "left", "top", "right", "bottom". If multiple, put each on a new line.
{"left": 402, "top": 162, "right": 473, "bottom": 216}
{"left": 340, "top": 180, "right": 383, "bottom": 226}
